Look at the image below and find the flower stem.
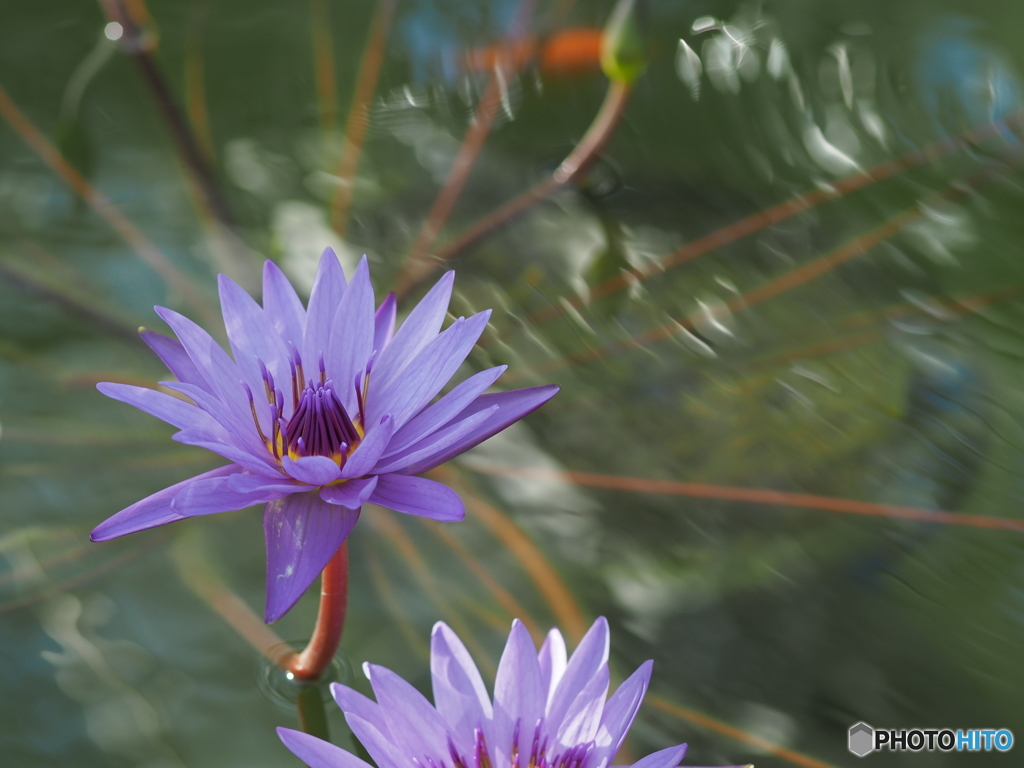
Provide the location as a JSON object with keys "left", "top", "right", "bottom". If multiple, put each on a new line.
{"left": 284, "top": 541, "right": 349, "bottom": 681}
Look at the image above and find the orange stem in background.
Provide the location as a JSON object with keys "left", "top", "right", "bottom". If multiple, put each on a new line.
{"left": 397, "top": 78, "right": 633, "bottom": 298}
{"left": 647, "top": 695, "right": 840, "bottom": 768}
{"left": 283, "top": 541, "right": 349, "bottom": 680}
{"left": 518, "top": 110, "right": 1024, "bottom": 334}
{"left": 467, "top": 464, "right": 1024, "bottom": 532}
{"left": 0, "top": 83, "right": 217, "bottom": 325}
{"left": 330, "top": 0, "right": 398, "bottom": 237}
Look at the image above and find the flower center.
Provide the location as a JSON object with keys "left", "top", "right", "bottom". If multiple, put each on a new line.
{"left": 244, "top": 346, "right": 371, "bottom": 466}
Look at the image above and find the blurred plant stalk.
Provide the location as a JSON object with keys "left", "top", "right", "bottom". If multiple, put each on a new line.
{"left": 394, "top": 0, "right": 644, "bottom": 298}
{"left": 99, "top": 0, "right": 260, "bottom": 290}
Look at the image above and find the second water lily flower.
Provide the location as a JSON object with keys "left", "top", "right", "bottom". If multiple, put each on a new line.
{"left": 278, "top": 617, "right": 734, "bottom": 768}
{"left": 91, "top": 250, "right": 558, "bottom": 622}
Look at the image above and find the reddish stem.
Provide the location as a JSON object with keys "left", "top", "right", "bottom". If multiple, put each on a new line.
{"left": 284, "top": 541, "right": 349, "bottom": 681}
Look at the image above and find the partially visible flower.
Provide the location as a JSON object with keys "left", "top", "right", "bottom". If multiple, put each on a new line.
{"left": 278, "top": 618, "right": 694, "bottom": 768}
{"left": 91, "top": 251, "right": 558, "bottom": 622}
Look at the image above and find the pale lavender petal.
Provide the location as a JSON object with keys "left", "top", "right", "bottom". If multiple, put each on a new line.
{"left": 538, "top": 628, "right": 568, "bottom": 710}
{"left": 90, "top": 465, "right": 236, "bottom": 542}
{"left": 593, "top": 661, "right": 651, "bottom": 763}
{"left": 371, "top": 406, "right": 495, "bottom": 474}
{"left": 629, "top": 744, "right": 687, "bottom": 768}
{"left": 160, "top": 380, "right": 265, "bottom": 456}
{"left": 218, "top": 273, "right": 292, "bottom": 403}
{"left": 368, "top": 474, "right": 464, "bottom": 521}
{"left": 374, "top": 291, "right": 397, "bottom": 354}
{"left": 327, "top": 256, "right": 375, "bottom": 415}
{"left": 431, "top": 621, "right": 493, "bottom": 754}
{"left": 172, "top": 469, "right": 292, "bottom": 516}
{"left": 555, "top": 662, "right": 609, "bottom": 748}
{"left": 547, "top": 617, "right": 610, "bottom": 735}
{"left": 330, "top": 683, "right": 389, "bottom": 735}
{"left": 371, "top": 271, "right": 454, "bottom": 393}
{"left": 302, "top": 248, "right": 348, "bottom": 376}
{"left": 366, "top": 316, "right": 464, "bottom": 428}
{"left": 155, "top": 306, "right": 244, "bottom": 407}
{"left": 97, "top": 382, "right": 221, "bottom": 433}
{"left": 172, "top": 428, "right": 278, "bottom": 475}
{"left": 364, "top": 663, "right": 452, "bottom": 766}
{"left": 228, "top": 471, "right": 304, "bottom": 495}
{"left": 155, "top": 306, "right": 269, "bottom": 447}
{"left": 400, "top": 385, "right": 560, "bottom": 475}
{"left": 263, "top": 260, "right": 306, "bottom": 348}
{"left": 343, "top": 713, "right": 406, "bottom": 768}
{"left": 140, "top": 329, "right": 210, "bottom": 392}
{"left": 494, "top": 620, "right": 544, "bottom": 768}
{"left": 277, "top": 727, "right": 374, "bottom": 768}
{"left": 319, "top": 476, "right": 378, "bottom": 509}
{"left": 263, "top": 493, "right": 359, "bottom": 622}
{"left": 383, "top": 366, "right": 507, "bottom": 457}
{"left": 282, "top": 455, "right": 343, "bottom": 486}
{"left": 375, "top": 310, "right": 492, "bottom": 430}
{"left": 340, "top": 415, "right": 393, "bottom": 478}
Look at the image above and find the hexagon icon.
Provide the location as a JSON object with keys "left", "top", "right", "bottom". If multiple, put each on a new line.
{"left": 849, "top": 722, "right": 875, "bottom": 757}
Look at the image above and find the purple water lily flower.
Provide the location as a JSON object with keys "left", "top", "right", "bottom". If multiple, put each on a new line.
{"left": 91, "top": 250, "right": 558, "bottom": 622}
{"left": 278, "top": 617, "right": 697, "bottom": 768}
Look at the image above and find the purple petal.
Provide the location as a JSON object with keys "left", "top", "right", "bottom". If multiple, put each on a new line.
{"left": 172, "top": 428, "right": 279, "bottom": 475}
{"left": 282, "top": 455, "right": 343, "bottom": 486}
{"left": 366, "top": 316, "right": 465, "bottom": 429}
{"left": 538, "top": 628, "right": 568, "bottom": 710}
{"left": 546, "top": 617, "right": 610, "bottom": 737}
{"left": 383, "top": 366, "right": 507, "bottom": 457}
{"left": 320, "top": 476, "right": 378, "bottom": 509}
{"left": 90, "top": 465, "right": 236, "bottom": 541}
{"left": 629, "top": 745, "right": 687, "bottom": 768}
{"left": 218, "top": 273, "right": 292, "bottom": 410}
{"left": 302, "top": 248, "right": 348, "bottom": 377}
{"left": 593, "top": 661, "right": 651, "bottom": 762}
{"left": 342, "top": 713, "right": 406, "bottom": 768}
{"left": 327, "top": 256, "right": 375, "bottom": 415}
{"left": 371, "top": 271, "right": 454, "bottom": 394}
{"left": 400, "top": 385, "right": 560, "bottom": 475}
{"left": 229, "top": 471, "right": 305, "bottom": 495}
{"left": 381, "top": 310, "right": 492, "bottom": 430}
{"left": 154, "top": 306, "right": 244, "bottom": 408}
{"left": 171, "top": 469, "right": 292, "bottom": 516}
{"left": 97, "top": 382, "right": 221, "bottom": 433}
{"left": 330, "top": 683, "right": 389, "bottom": 735}
{"left": 368, "top": 474, "right": 464, "bottom": 521}
{"left": 431, "top": 621, "right": 493, "bottom": 756}
{"left": 160, "top": 380, "right": 266, "bottom": 458}
{"left": 371, "top": 406, "right": 496, "bottom": 474}
{"left": 555, "top": 662, "right": 609, "bottom": 748}
{"left": 140, "top": 329, "right": 211, "bottom": 392}
{"left": 494, "top": 620, "right": 544, "bottom": 768}
{"left": 263, "top": 492, "right": 360, "bottom": 622}
{"left": 277, "top": 727, "right": 374, "bottom": 768}
{"left": 374, "top": 292, "right": 397, "bottom": 354}
{"left": 263, "top": 260, "right": 306, "bottom": 349}
{"left": 340, "top": 415, "right": 393, "bottom": 478}
{"left": 364, "top": 663, "right": 452, "bottom": 766}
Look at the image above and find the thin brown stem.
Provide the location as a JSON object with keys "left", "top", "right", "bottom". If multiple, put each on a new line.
{"left": 283, "top": 541, "right": 349, "bottom": 681}
{"left": 395, "top": 79, "right": 632, "bottom": 298}
{"left": 100, "top": 0, "right": 237, "bottom": 230}
{"left": 0, "top": 82, "right": 217, "bottom": 325}
{"left": 330, "top": 0, "right": 398, "bottom": 236}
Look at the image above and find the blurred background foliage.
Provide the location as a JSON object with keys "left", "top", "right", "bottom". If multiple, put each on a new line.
{"left": 2, "top": 0, "right": 1024, "bottom": 766}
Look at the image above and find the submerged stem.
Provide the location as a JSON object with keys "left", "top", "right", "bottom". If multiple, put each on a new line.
{"left": 284, "top": 541, "right": 349, "bottom": 681}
